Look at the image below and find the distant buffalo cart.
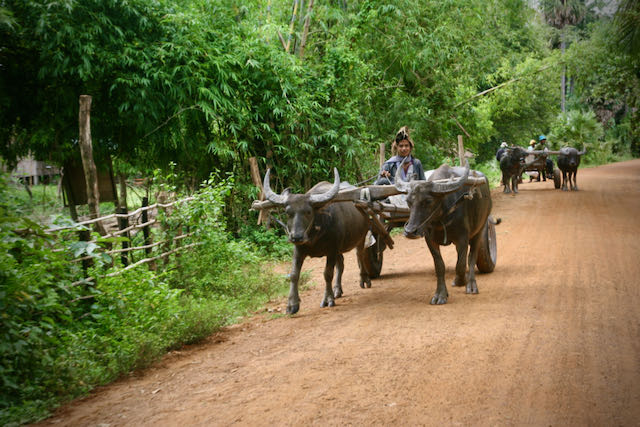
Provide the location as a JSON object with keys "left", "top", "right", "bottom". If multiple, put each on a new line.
{"left": 522, "top": 150, "right": 561, "bottom": 189}
{"left": 252, "top": 161, "right": 499, "bottom": 312}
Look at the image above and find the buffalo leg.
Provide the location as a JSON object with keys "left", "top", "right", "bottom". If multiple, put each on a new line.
{"left": 562, "top": 170, "right": 569, "bottom": 191}
{"left": 333, "top": 253, "right": 344, "bottom": 298}
{"left": 466, "top": 232, "right": 482, "bottom": 294}
{"left": 452, "top": 236, "right": 469, "bottom": 289}
{"left": 511, "top": 175, "right": 519, "bottom": 193}
{"left": 502, "top": 173, "right": 511, "bottom": 193}
{"left": 287, "top": 248, "right": 305, "bottom": 314}
{"left": 321, "top": 253, "right": 337, "bottom": 308}
{"left": 572, "top": 171, "right": 578, "bottom": 191}
{"left": 355, "top": 242, "right": 372, "bottom": 289}
{"left": 426, "top": 237, "right": 448, "bottom": 305}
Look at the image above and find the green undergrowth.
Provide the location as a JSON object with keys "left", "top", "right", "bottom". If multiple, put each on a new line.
{"left": 0, "top": 173, "right": 290, "bottom": 426}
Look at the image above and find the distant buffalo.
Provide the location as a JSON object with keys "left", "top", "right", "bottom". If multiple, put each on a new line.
{"left": 557, "top": 147, "right": 586, "bottom": 191}
{"left": 499, "top": 146, "right": 527, "bottom": 194}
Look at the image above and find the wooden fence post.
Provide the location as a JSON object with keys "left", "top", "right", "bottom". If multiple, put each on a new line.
{"left": 116, "top": 207, "right": 130, "bottom": 266}
{"left": 157, "top": 191, "right": 172, "bottom": 268}
{"left": 249, "top": 157, "right": 269, "bottom": 226}
{"left": 78, "top": 95, "right": 106, "bottom": 236}
{"left": 141, "top": 196, "right": 156, "bottom": 270}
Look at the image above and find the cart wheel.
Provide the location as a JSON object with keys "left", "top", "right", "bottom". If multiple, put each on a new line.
{"left": 363, "top": 231, "right": 384, "bottom": 279}
{"left": 476, "top": 217, "right": 497, "bottom": 273}
{"left": 553, "top": 168, "right": 561, "bottom": 189}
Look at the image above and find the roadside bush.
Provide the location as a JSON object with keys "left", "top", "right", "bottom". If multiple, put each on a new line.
{"left": 0, "top": 174, "right": 287, "bottom": 425}
{"left": 237, "top": 224, "right": 292, "bottom": 260}
{"left": 548, "top": 109, "right": 604, "bottom": 150}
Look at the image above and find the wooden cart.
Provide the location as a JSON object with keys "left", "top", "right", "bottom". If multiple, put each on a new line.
{"left": 523, "top": 150, "right": 562, "bottom": 189}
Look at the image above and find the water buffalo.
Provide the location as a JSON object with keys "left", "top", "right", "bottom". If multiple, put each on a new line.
{"left": 397, "top": 162, "right": 498, "bottom": 304}
{"left": 557, "top": 147, "right": 586, "bottom": 191}
{"left": 499, "top": 146, "right": 527, "bottom": 194}
{"left": 262, "top": 169, "right": 372, "bottom": 314}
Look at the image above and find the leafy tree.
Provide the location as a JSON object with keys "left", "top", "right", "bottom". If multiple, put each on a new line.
{"left": 540, "top": 0, "right": 588, "bottom": 112}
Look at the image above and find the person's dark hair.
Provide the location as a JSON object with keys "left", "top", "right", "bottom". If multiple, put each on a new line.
{"left": 392, "top": 126, "right": 414, "bottom": 155}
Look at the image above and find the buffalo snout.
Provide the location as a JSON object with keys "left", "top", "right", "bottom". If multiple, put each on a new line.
{"left": 289, "top": 234, "right": 306, "bottom": 244}
{"left": 404, "top": 225, "right": 422, "bottom": 239}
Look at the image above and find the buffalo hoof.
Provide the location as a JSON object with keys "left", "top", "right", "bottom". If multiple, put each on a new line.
{"left": 287, "top": 303, "right": 300, "bottom": 315}
{"left": 360, "top": 278, "right": 372, "bottom": 288}
{"left": 562, "top": 187, "right": 568, "bottom": 191}
{"left": 321, "top": 298, "right": 335, "bottom": 308}
{"left": 452, "top": 277, "right": 466, "bottom": 287}
{"left": 430, "top": 294, "right": 448, "bottom": 305}
{"left": 466, "top": 280, "right": 479, "bottom": 294}
{"left": 333, "top": 286, "right": 343, "bottom": 299}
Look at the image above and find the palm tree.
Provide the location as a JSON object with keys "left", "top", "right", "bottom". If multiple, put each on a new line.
{"left": 615, "top": 0, "right": 640, "bottom": 57}
{"left": 540, "top": 0, "right": 587, "bottom": 112}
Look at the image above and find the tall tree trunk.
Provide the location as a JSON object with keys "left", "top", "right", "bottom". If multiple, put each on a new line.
{"left": 285, "top": 0, "right": 299, "bottom": 53}
{"left": 78, "top": 95, "right": 106, "bottom": 235}
{"left": 561, "top": 32, "right": 566, "bottom": 113}
{"left": 299, "top": 0, "right": 315, "bottom": 59}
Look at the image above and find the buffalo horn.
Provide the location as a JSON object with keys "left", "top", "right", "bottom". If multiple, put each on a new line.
{"left": 430, "top": 161, "right": 470, "bottom": 194}
{"left": 263, "top": 169, "right": 288, "bottom": 206}
{"left": 578, "top": 146, "right": 587, "bottom": 156}
{"left": 309, "top": 168, "right": 341, "bottom": 205}
{"left": 394, "top": 178, "right": 411, "bottom": 193}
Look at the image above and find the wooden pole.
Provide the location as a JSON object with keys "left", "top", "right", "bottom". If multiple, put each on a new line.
{"left": 454, "top": 64, "right": 553, "bottom": 108}
{"left": 116, "top": 207, "right": 130, "bottom": 267}
{"left": 379, "top": 142, "right": 386, "bottom": 169}
{"left": 458, "top": 135, "right": 464, "bottom": 166}
{"left": 78, "top": 95, "right": 106, "bottom": 235}
{"left": 141, "top": 196, "right": 156, "bottom": 270}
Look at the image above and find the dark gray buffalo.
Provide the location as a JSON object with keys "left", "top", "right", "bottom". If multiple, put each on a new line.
{"left": 397, "top": 162, "right": 498, "bottom": 304}
{"left": 557, "top": 146, "right": 586, "bottom": 191}
{"left": 499, "top": 146, "right": 527, "bottom": 194}
{"left": 262, "top": 169, "right": 372, "bottom": 314}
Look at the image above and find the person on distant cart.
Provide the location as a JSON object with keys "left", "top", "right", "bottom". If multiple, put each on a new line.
{"left": 535, "top": 134, "right": 548, "bottom": 151}
{"left": 534, "top": 135, "right": 550, "bottom": 181}
{"left": 496, "top": 141, "right": 509, "bottom": 161}
{"left": 375, "top": 126, "right": 426, "bottom": 185}
{"left": 527, "top": 139, "right": 536, "bottom": 151}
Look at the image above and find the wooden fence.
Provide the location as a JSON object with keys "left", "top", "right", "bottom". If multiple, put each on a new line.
{"left": 44, "top": 196, "right": 200, "bottom": 286}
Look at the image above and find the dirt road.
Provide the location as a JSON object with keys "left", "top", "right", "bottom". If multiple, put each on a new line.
{"left": 40, "top": 160, "right": 640, "bottom": 426}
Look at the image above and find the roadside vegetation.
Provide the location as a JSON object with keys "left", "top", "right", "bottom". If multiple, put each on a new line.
{"left": 1, "top": 0, "right": 638, "bottom": 424}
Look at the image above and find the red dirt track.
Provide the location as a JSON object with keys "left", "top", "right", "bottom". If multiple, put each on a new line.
{"left": 38, "top": 160, "right": 640, "bottom": 426}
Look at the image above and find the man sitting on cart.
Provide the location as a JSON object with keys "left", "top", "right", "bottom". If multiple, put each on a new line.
{"left": 375, "top": 126, "right": 426, "bottom": 185}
